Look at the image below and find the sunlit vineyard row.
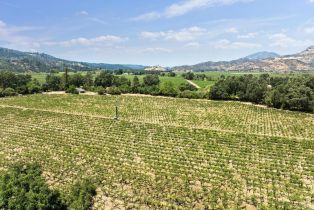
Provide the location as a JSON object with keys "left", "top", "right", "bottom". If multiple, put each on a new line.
{"left": 0, "top": 94, "right": 313, "bottom": 140}
{"left": 0, "top": 95, "right": 313, "bottom": 209}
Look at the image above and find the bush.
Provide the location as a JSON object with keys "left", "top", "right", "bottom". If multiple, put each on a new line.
{"left": 67, "top": 180, "right": 96, "bottom": 210}
{"left": 66, "top": 85, "right": 79, "bottom": 94}
{"left": 179, "top": 83, "right": 198, "bottom": 92}
{"left": 160, "top": 81, "right": 178, "bottom": 97}
{"left": 96, "top": 86, "right": 106, "bottom": 95}
{"left": 178, "top": 91, "right": 207, "bottom": 99}
{"left": 2, "top": 88, "right": 17, "bottom": 97}
{"left": 139, "top": 85, "right": 160, "bottom": 96}
{"left": 118, "top": 84, "right": 131, "bottom": 94}
{"left": 0, "top": 163, "right": 66, "bottom": 209}
{"left": 143, "top": 75, "right": 160, "bottom": 86}
{"left": 106, "top": 86, "right": 121, "bottom": 95}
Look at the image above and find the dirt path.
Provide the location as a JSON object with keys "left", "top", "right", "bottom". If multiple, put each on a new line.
{"left": 187, "top": 80, "right": 201, "bottom": 89}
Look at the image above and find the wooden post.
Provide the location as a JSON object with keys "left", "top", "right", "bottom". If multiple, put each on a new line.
{"left": 115, "top": 97, "right": 119, "bottom": 120}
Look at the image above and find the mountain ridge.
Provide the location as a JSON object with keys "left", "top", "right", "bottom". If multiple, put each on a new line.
{"left": 0, "top": 47, "right": 145, "bottom": 72}
{"left": 172, "top": 46, "right": 314, "bottom": 72}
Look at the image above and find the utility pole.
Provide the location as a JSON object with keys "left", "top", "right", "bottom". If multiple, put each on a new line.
{"left": 65, "top": 67, "right": 69, "bottom": 89}
{"left": 114, "top": 96, "right": 119, "bottom": 120}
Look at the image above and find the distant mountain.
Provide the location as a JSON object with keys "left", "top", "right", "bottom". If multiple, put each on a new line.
{"left": 172, "top": 46, "right": 314, "bottom": 72}
{"left": 243, "top": 51, "right": 279, "bottom": 61}
{"left": 0, "top": 47, "right": 145, "bottom": 72}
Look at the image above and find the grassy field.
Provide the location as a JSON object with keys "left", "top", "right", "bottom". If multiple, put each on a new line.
{"left": 0, "top": 94, "right": 313, "bottom": 209}
{"left": 119, "top": 75, "right": 188, "bottom": 88}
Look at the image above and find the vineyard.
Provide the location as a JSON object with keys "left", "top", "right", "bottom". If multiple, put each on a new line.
{"left": 0, "top": 94, "right": 313, "bottom": 209}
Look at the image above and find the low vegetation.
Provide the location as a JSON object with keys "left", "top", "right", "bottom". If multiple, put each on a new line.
{"left": 0, "top": 94, "right": 313, "bottom": 209}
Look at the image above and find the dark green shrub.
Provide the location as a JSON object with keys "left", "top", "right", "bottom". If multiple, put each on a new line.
{"left": 66, "top": 85, "right": 79, "bottom": 94}
{"left": 2, "top": 88, "right": 17, "bottom": 97}
{"left": 178, "top": 90, "right": 207, "bottom": 99}
{"left": 0, "top": 163, "right": 66, "bottom": 210}
{"left": 106, "top": 86, "right": 121, "bottom": 95}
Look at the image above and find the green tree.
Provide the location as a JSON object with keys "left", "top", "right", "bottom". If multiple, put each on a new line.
{"left": 45, "top": 75, "right": 62, "bottom": 91}
{"left": 94, "top": 72, "right": 114, "bottom": 88}
{"left": 83, "top": 72, "right": 94, "bottom": 89}
{"left": 0, "top": 163, "right": 66, "bottom": 210}
{"left": 160, "top": 81, "right": 177, "bottom": 97}
{"left": 132, "top": 76, "right": 140, "bottom": 93}
{"left": 143, "top": 75, "right": 160, "bottom": 86}
{"left": 69, "top": 73, "right": 85, "bottom": 87}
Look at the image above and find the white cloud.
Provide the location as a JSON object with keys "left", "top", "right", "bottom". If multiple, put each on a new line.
{"left": 78, "top": 11, "right": 89, "bottom": 16}
{"left": 0, "top": 20, "right": 128, "bottom": 50}
{"left": 0, "top": 20, "right": 42, "bottom": 49}
{"left": 132, "top": 0, "right": 254, "bottom": 21}
{"left": 304, "top": 26, "right": 314, "bottom": 34}
{"left": 141, "top": 47, "right": 172, "bottom": 53}
{"left": 184, "top": 42, "right": 201, "bottom": 48}
{"left": 131, "top": 12, "right": 161, "bottom": 21}
{"left": 268, "top": 33, "right": 313, "bottom": 48}
{"left": 225, "top": 27, "right": 238, "bottom": 33}
{"left": 141, "top": 26, "right": 208, "bottom": 42}
{"left": 237, "top": 32, "right": 258, "bottom": 39}
{"left": 268, "top": 33, "right": 297, "bottom": 48}
{"left": 214, "top": 39, "right": 261, "bottom": 49}
{"left": 46, "top": 36, "right": 128, "bottom": 47}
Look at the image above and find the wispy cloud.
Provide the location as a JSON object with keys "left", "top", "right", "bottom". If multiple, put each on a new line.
{"left": 78, "top": 10, "right": 89, "bottom": 16}
{"left": 0, "top": 20, "right": 42, "bottom": 50}
{"left": 225, "top": 27, "right": 238, "bottom": 33}
{"left": 304, "top": 26, "right": 314, "bottom": 34}
{"left": 132, "top": 0, "right": 254, "bottom": 21}
{"left": 214, "top": 39, "right": 261, "bottom": 49}
{"left": 141, "top": 47, "right": 172, "bottom": 53}
{"left": 0, "top": 20, "right": 127, "bottom": 50}
{"left": 45, "top": 36, "right": 128, "bottom": 47}
{"left": 140, "top": 26, "right": 208, "bottom": 42}
{"left": 268, "top": 33, "right": 312, "bottom": 48}
{"left": 237, "top": 32, "right": 258, "bottom": 39}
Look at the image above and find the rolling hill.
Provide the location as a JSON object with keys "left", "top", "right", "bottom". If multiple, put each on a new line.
{"left": 0, "top": 47, "right": 145, "bottom": 72}
{"left": 173, "top": 46, "right": 314, "bottom": 72}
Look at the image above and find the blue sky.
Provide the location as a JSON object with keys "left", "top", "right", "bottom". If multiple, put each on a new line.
{"left": 0, "top": 0, "right": 314, "bottom": 66}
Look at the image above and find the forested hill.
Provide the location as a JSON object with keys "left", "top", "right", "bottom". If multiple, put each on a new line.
{"left": 0, "top": 47, "right": 145, "bottom": 72}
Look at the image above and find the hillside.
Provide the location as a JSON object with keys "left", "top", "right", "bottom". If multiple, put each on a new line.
{"left": 0, "top": 47, "right": 145, "bottom": 72}
{"left": 173, "top": 46, "right": 314, "bottom": 72}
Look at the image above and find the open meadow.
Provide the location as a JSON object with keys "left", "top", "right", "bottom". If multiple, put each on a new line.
{"left": 0, "top": 94, "right": 313, "bottom": 209}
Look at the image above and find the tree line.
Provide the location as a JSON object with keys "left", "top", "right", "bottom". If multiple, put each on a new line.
{"left": 210, "top": 74, "right": 314, "bottom": 112}
{"left": 1, "top": 70, "right": 313, "bottom": 113}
